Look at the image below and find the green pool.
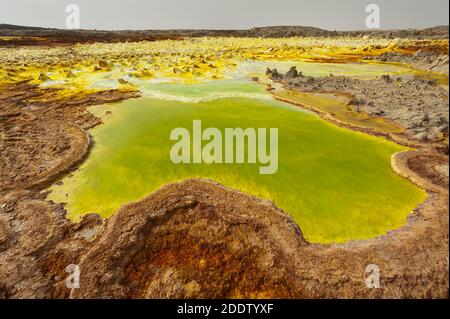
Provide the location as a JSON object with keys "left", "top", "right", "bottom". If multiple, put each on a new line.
{"left": 47, "top": 79, "right": 426, "bottom": 243}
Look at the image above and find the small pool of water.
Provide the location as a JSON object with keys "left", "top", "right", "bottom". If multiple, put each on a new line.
{"left": 236, "top": 60, "right": 423, "bottom": 80}
{"left": 47, "top": 79, "right": 426, "bottom": 243}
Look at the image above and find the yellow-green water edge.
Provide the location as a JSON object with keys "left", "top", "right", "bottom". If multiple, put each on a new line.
{"left": 47, "top": 80, "right": 426, "bottom": 243}
{"left": 272, "top": 88, "right": 405, "bottom": 133}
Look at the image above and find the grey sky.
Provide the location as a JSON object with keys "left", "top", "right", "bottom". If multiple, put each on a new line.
{"left": 1, "top": 0, "right": 448, "bottom": 30}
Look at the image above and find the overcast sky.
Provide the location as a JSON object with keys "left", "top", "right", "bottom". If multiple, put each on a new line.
{"left": 1, "top": 0, "right": 448, "bottom": 30}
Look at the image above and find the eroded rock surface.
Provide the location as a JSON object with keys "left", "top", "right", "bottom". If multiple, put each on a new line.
{"left": 67, "top": 178, "right": 447, "bottom": 298}
{"left": 267, "top": 66, "right": 449, "bottom": 141}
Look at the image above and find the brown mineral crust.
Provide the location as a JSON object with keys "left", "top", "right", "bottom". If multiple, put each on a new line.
{"left": 0, "top": 188, "right": 104, "bottom": 298}
{"left": 0, "top": 190, "right": 74, "bottom": 298}
{"left": 0, "top": 81, "right": 139, "bottom": 298}
{"left": 0, "top": 81, "right": 141, "bottom": 191}
{"left": 395, "top": 149, "right": 449, "bottom": 192}
{"left": 69, "top": 177, "right": 448, "bottom": 299}
{"left": 70, "top": 179, "right": 304, "bottom": 298}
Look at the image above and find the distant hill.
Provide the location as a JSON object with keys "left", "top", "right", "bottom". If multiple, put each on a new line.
{"left": 0, "top": 24, "right": 447, "bottom": 46}
{"left": 0, "top": 23, "right": 49, "bottom": 30}
{"left": 247, "top": 25, "right": 449, "bottom": 38}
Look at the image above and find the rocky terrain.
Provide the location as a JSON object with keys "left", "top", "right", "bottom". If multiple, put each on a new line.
{"left": 0, "top": 81, "right": 140, "bottom": 298}
{"left": 0, "top": 82, "right": 140, "bottom": 190}
{"left": 0, "top": 28, "right": 448, "bottom": 299}
{"left": 1, "top": 173, "right": 448, "bottom": 298}
{"left": 267, "top": 66, "right": 449, "bottom": 142}
{"left": 0, "top": 24, "right": 448, "bottom": 47}
{"left": 248, "top": 25, "right": 449, "bottom": 39}
{"left": 366, "top": 50, "right": 449, "bottom": 74}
